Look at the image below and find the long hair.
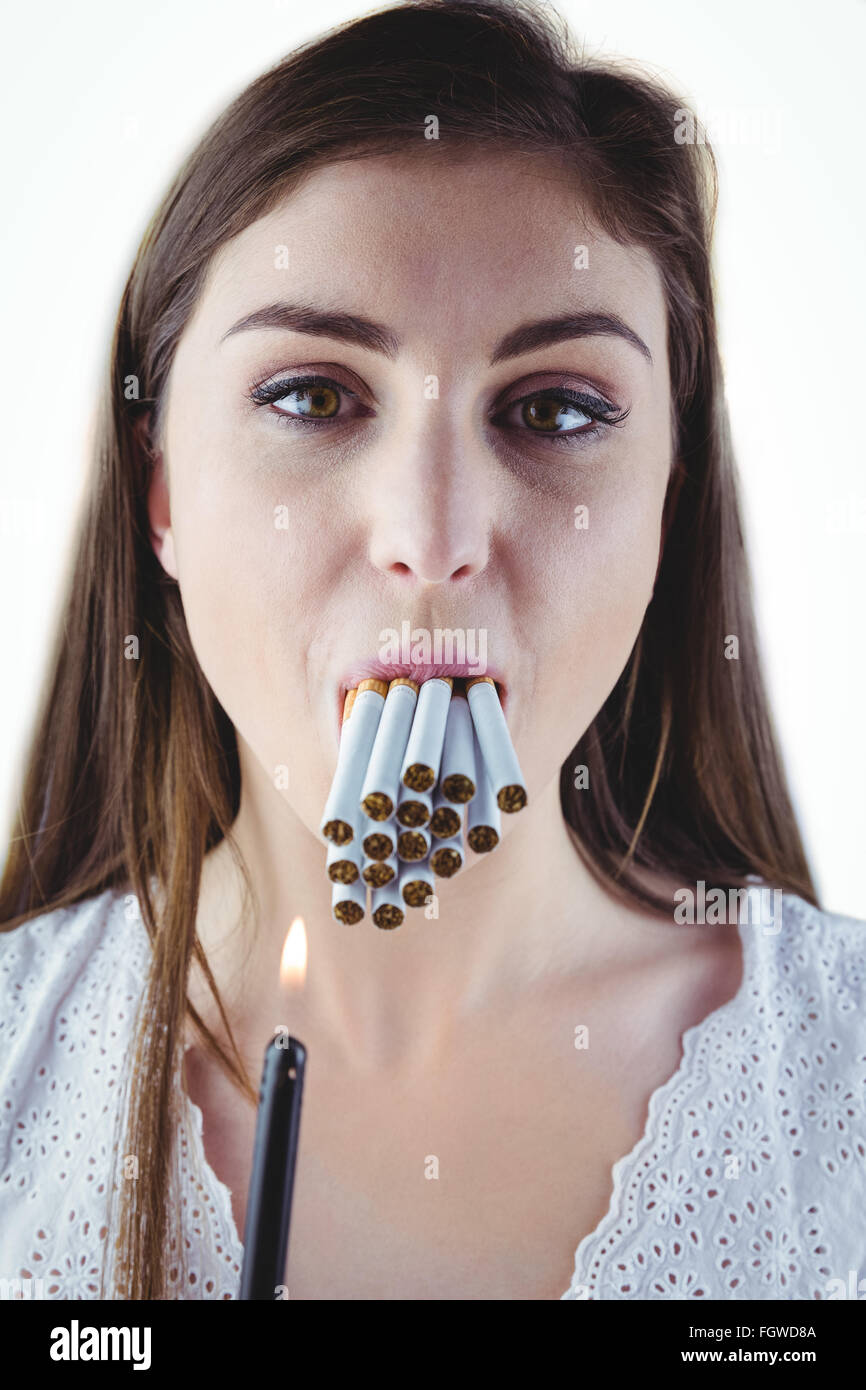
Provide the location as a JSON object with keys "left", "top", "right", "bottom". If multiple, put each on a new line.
{"left": 0, "top": 0, "right": 817, "bottom": 1299}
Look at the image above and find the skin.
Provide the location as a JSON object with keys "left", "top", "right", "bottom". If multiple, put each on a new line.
{"left": 146, "top": 149, "right": 744, "bottom": 1298}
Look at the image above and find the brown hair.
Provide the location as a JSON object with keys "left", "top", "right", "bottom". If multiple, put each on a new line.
{"left": 0, "top": 0, "right": 817, "bottom": 1298}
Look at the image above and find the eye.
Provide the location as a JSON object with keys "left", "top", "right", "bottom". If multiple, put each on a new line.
{"left": 492, "top": 387, "right": 629, "bottom": 445}
{"left": 249, "top": 373, "right": 368, "bottom": 425}
{"left": 248, "top": 372, "right": 629, "bottom": 445}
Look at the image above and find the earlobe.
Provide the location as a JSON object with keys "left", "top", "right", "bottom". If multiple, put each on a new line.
{"left": 142, "top": 427, "right": 179, "bottom": 582}
{"left": 157, "top": 524, "right": 178, "bottom": 581}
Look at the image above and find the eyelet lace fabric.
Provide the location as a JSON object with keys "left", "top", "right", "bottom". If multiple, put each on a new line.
{"left": 1, "top": 886, "right": 864, "bottom": 1300}
{"left": 560, "top": 892, "right": 866, "bottom": 1300}
{"left": 0, "top": 890, "right": 243, "bottom": 1300}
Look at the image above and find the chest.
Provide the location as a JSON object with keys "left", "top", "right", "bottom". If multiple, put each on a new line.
{"left": 182, "top": 950, "right": 735, "bottom": 1300}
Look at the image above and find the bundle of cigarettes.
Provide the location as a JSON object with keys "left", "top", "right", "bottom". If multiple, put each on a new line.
{"left": 319, "top": 675, "right": 527, "bottom": 929}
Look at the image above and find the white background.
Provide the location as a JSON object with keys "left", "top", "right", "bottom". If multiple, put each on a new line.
{"left": 1, "top": 0, "right": 863, "bottom": 914}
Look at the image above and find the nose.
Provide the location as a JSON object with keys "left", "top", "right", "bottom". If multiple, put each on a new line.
{"left": 366, "top": 404, "right": 491, "bottom": 585}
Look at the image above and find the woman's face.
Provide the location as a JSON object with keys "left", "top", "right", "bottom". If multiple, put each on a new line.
{"left": 150, "top": 148, "right": 673, "bottom": 840}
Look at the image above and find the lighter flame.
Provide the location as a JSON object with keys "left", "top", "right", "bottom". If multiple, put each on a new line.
{"left": 280, "top": 917, "right": 307, "bottom": 989}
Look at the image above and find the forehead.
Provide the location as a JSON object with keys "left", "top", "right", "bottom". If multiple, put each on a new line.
{"left": 191, "top": 148, "right": 666, "bottom": 364}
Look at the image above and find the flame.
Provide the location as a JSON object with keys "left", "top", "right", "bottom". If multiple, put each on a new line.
{"left": 280, "top": 917, "right": 307, "bottom": 989}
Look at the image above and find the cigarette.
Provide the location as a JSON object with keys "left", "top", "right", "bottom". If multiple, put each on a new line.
{"left": 321, "top": 687, "right": 360, "bottom": 844}
{"left": 429, "top": 828, "right": 464, "bottom": 878}
{"left": 331, "top": 877, "right": 366, "bottom": 924}
{"left": 396, "top": 785, "right": 432, "bottom": 828}
{"left": 429, "top": 789, "right": 462, "bottom": 840}
{"left": 466, "top": 733, "right": 501, "bottom": 852}
{"left": 361, "top": 815, "right": 396, "bottom": 862}
{"left": 360, "top": 678, "right": 419, "bottom": 820}
{"left": 399, "top": 856, "right": 435, "bottom": 909}
{"left": 326, "top": 832, "right": 361, "bottom": 884}
{"left": 320, "top": 679, "right": 389, "bottom": 843}
{"left": 465, "top": 677, "right": 527, "bottom": 812}
{"left": 362, "top": 853, "right": 398, "bottom": 888}
{"left": 320, "top": 674, "right": 524, "bottom": 926}
{"left": 400, "top": 676, "right": 453, "bottom": 792}
{"left": 371, "top": 881, "right": 405, "bottom": 930}
{"left": 439, "top": 692, "right": 477, "bottom": 803}
{"left": 397, "top": 825, "right": 431, "bottom": 862}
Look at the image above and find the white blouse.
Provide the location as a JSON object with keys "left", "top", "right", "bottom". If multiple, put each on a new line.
{"left": 0, "top": 885, "right": 864, "bottom": 1300}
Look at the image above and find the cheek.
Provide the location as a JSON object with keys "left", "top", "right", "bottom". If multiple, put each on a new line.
{"left": 163, "top": 416, "right": 342, "bottom": 817}
{"left": 519, "top": 467, "right": 664, "bottom": 768}
{"left": 572, "top": 485, "right": 661, "bottom": 649}
{"left": 168, "top": 405, "right": 343, "bottom": 629}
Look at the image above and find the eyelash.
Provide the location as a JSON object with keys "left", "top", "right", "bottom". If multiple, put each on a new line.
{"left": 247, "top": 373, "right": 630, "bottom": 446}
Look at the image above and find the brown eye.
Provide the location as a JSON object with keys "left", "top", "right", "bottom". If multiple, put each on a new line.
{"left": 276, "top": 383, "right": 341, "bottom": 419}
{"left": 492, "top": 385, "right": 629, "bottom": 447}
{"left": 248, "top": 373, "right": 365, "bottom": 425}
{"left": 521, "top": 394, "right": 592, "bottom": 433}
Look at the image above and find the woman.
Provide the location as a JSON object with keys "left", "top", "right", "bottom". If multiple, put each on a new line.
{"left": 1, "top": 0, "right": 863, "bottom": 1301}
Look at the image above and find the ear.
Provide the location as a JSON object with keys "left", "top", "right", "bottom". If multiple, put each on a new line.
{"left": 138, "top": 417, "right": 178, "bottom": 581}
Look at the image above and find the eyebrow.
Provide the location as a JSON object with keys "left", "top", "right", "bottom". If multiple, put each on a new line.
{"left": 220, "top": 302, "right": 653, "bottom": 366}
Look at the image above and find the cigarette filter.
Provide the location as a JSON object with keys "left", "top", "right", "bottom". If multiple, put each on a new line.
{"left": 429, "top": 829, "right": 464, "bottom": 879}
{"left": 320, "top": 679, "right": 388, "bottom": 843}
{"left": 397, "top": 825, "right": 431, "bottom": 862}
{"left": 429, "top": 790, "right": 462, "bottom": 840}
{"left": 439, "top": 692, "right": 477, "bottom": 803}
{"left": 362, "top": 815, "right": 396, "bottom": 862}
{"left": 396, "top": 784, "right": 433, "bottom": 828}
{"left": 331, "top": 877, "right": 366, "bottom": 924}
{"left": 371, "top": 881, "right": 405, "bottom": 930}
{"left": 399, "top": 856, "right": 435, "bottom": 909}
{"left": 400, "top": 676, "right": 453, "bottom": 792}
{"left": 465, "top": 677, "right": 527, "bottom": 813}
{"left": 360, "top": 678, "right": 419, "bottom": 820}
{"left": 466, "top": 737, "right": 501, "bottom": 852}
{"left": 363, "top": 853, "right": 398, "bottom": 888}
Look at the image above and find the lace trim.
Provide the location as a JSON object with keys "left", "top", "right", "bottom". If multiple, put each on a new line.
{"left": 559, "top": 907, "right": 759, "bottom": 1298}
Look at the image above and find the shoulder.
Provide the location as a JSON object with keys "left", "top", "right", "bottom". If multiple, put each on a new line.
{"left": 564, "top": 889, "right": 866, "bottom": 1301}
{"left": 0, "top": 887, "right": 151, "bottom": 1111}
{"left": 741, "top": 888, "right": 866, "bottom": 1022}
{"left": 0, "top": 889, "right": 152, "bottom": 1299}
{"left": 707, "top": 888, "right": 866, "bottom": 1087}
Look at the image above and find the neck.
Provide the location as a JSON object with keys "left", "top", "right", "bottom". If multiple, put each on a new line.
{"left": 192, "top": 751, "right": 653, "bottom": 1075}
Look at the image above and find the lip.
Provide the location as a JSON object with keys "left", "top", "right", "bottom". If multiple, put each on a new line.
{"left": 335, "top": 660, "right": 510, "bottom": 738}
